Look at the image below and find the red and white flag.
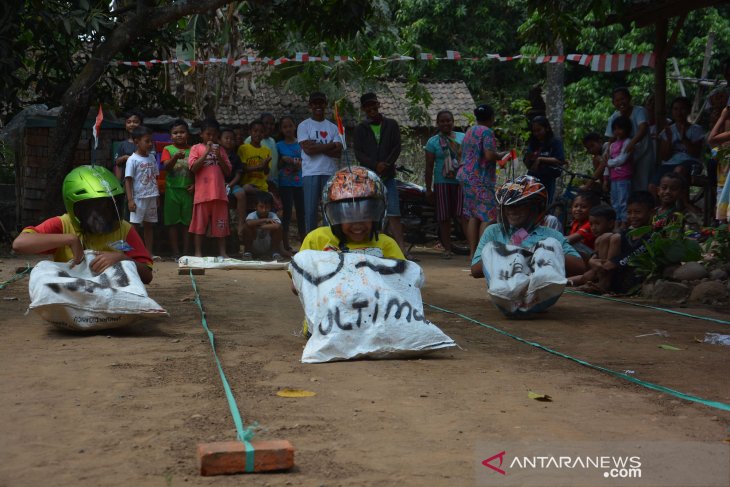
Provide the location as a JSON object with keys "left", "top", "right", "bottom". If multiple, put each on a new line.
{"left": 498, "top": 149, "right": 517, "bottom": 168}
{"left": 334, "top": 103, "right": 346, "bottom": 150}
{"left": 92, "top": 105, "right": 103, "bottom": 150}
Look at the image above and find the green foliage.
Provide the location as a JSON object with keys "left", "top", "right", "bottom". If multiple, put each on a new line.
{"left": 628, "top": 215, "right": 702, "bottom": 279}
{"left": 0, "top": 140, "right": 15, "bottom": 184}
{"left": 702, "top": 224, "right": 730, "bottom": 264}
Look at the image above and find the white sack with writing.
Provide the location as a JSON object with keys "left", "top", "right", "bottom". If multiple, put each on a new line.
{"left": 290, "top": 250, "right": 456, "bottom": 363}
{"left": 28, "top": 251, "right": 166, "bottom": 331}
{"left": 482, "top": 237, "right": 566, "bottom": 316}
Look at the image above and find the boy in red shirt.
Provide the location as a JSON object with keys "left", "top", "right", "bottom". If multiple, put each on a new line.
{"left": 188, "top": 118, "right": 232, "bottom": 257}
{"left": 566, "top": 191, "right": 601, "bottom": 260}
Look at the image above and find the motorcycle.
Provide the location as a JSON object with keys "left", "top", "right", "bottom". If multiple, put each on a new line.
{"left": 393, "top": 166, "right": 469, "bottom": 255}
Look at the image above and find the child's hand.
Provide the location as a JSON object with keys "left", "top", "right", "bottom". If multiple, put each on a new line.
{"left": 128, "top": 200, "right": 137, "bottom": 212}
{"left": 187, "top": 184, "right": 195, "bottom": 194}
{"left": 90, "top": 251, "right": 126, "bottom": 274}
{"left": 67, "top": 235, "right": 85, "bottom": 268}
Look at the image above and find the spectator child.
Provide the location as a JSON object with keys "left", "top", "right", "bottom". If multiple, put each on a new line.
{"left": 113, "top": 111, "right": 143, "bottom": 181}
{"left": 605, "top": 87, "right": 651, "bottom": 191}
{"left": 566, "top": 191, "right": 601, "bottom": 259}
{"left": 238, "top": 119, "right": 271, "bottom": 194}
{"left": 240, "top": 191, "right": 284, "bottom": 261}
{"left": 188, "top": 118, "right": 232, "bottom": 257}
{"left": 124, "top": 125, "right": 159, "bottom": 255}
{"left": 220, "top": 128, "right": 246, "bottom": 239}
{"left": 12, "top": 165, "right": 153, "bottom": 283}
{"left": 276, "top": 115, "right": 305, "bottom": 252}
{"left": 245, "top": 113, "right": 279, "bottom": 188}
{"left": 470, "top": 176, "right": 585, "bottom": 316}
{"left": 161, "top": 119, "right": 193, "bottom": 258}
{"left": 524, "top": 115, "right": 566, "bottom": 204}
{"left": 607, "top": 116, "right": 634, "bottom": 228}
{"left": 298, "top": 91, "right": 343, "bottom": 233}
{"left": 567, "top": 205, "right": 616, "bottom": 287}
{"left": 580, "top": 132, "right": 608, "bottom": 193}
{"left": 653, "top": 172, "right": 701, "bottom": 229}
{"left": 587, "top": 191, "right": 655, "bottom": 294}
{"left": 299, "top": 166, "right": 404, "bottom": 260}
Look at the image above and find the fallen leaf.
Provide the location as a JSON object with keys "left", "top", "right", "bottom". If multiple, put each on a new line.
{"left": 179, "top": 294, "right": 195, "bottom": 302}
{"left": 658, "top": 344, "right": 683, "bottom": 351}
{"left": 527, "top": 391, "right": 552, "bottom": 402}
{"left": 276, "top": 389, "right": 316, "bottom": 398}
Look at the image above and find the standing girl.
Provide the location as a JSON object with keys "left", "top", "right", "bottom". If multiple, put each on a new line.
{"left": 188, "top": 118, "right": 232, "bottom": 257}
{"left": 161, "top": 119, "right": 193, "bottom": 258}
{"left": 276, "top": 116, "right": 305, "bottom": 253}
{"left": 606, "top": 116, "right": 634, "bottom": 228}
{"left": 456, "top": 105, "right": 500, "bottom": 258}
{"left": 524, "top": 115, "right": 566, "bottom": 204}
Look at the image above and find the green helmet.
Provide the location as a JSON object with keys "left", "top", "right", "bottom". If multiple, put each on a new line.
{"left": 62, "top": 165, "right": 124, "bottom": 229}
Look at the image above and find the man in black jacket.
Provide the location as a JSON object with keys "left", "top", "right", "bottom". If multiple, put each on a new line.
{"left": 353, "top": 93, "right": 407, "bottom": 255}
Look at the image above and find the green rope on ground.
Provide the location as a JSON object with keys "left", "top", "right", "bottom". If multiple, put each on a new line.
{"left": 0, "top": 264, "right": 31, "bottom": 290}
{"left": 189, "top": 271, "right": 256, "bottom": 472}
{"left": 426, "top": 303, "right": 730, "bottom": 412}
{"left": 565, "top": 289, "right": 730, "bottom": 326}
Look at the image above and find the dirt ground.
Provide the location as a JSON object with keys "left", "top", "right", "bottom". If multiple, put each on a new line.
{"left": 0, "top": 249, "right": 729, "bottom": 487}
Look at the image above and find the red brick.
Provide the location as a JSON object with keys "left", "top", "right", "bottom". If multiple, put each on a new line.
{"left": 197, "top": 440, "right": 294, "bottom": 476}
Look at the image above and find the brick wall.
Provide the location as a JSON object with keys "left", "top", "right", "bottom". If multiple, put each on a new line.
{"left": 20, "top": 125, "right": 127, "bottom": 226}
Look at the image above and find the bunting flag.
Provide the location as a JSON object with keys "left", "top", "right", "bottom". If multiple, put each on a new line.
{"left": 498, "top": 149, "right": 517, "bottom": 168}
{"left": 111, "top": 52, "right": 656, "bottom": 73}
{"left": 92, "top": 105, "right": 103, "bottom": 150}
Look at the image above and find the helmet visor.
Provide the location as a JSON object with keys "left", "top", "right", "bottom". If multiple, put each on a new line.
{"left": 325, "top": 199, "right": 386, "bottom": 226}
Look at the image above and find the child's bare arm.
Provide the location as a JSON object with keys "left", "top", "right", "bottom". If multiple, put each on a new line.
{"left": 708, "top": 107, "right": 730, "bottom": 145}
{"left": 124, "top": 177, "right": 136, "bottom": 212}
{"left": 189, "top": 146, "right": 211, "bottom": 173}
{"left": 566, "top": 232, "right": 583, "bottom": 244}
{"left": 12, "top": 232, "right": 84, "bottom": 265}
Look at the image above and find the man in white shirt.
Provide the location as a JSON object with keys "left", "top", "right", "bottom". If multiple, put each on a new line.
{"left": 297, "top": 91, "right": 343, "bottom": 233}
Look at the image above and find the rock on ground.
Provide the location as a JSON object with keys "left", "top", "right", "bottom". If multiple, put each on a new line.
{"left": 689, "top": 281, "right": 729, "bottom": 305}
{"left": 672, "top": 262, "right": 708, "bottom": 281}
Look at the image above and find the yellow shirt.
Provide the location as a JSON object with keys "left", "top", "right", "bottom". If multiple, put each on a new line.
{"left": 237, "top": 143, "right": 271, "bottom": 191}
{"left": 300, "top": 226, "right": 405, "bottom": 259}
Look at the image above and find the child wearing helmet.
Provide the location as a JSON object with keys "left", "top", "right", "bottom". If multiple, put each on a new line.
{"left": 470, "top": 176, "right": 584, "bottom": 316}
{"left": 12, "top": 165, "right": 153, "bottom": 284}
{"left": 299, "top": 166, "right": 405, "bottom": 259}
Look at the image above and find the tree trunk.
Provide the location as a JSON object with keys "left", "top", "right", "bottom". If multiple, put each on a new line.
{"left": 545, "top": 38, "right": 565, "bottom": 139}
{"left": 43, "top": 0, "right": 237, "bottom": 219}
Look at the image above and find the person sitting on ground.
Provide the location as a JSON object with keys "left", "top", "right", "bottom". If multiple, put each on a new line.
{"left": 241, "top": 191, "right": 285, "bottom": 261}
{"left": 653, "top": 172, "right": 701, "bottom": 231}
{"left": 299, "top": 166, "right": 405, "bottom": 260}
{"left": 470, "top": 176, "right": 585, "bottom": 316}
{"left": 295, "top": 166, "right": 404, "bottom": 337}
{"left": 584, "top": 191, "right": 655, "bottom": 294}
{"left": 567, "top": 205, "right": 616, "bottom": 287}
{"left": 566, "top": 190, "right": 601, "bottom": 260}
{"left": 12, "top": 165, "right": 153, "bottom": 283}
{"left": 580, "top": 132, "right": 608, "bottom": 193}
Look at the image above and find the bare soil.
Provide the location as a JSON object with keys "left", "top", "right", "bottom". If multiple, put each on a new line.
{"left": 1, "top": 250, "right": 728, "bottom": 487}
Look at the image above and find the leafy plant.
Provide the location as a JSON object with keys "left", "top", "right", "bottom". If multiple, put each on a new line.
{"left": 628, "top": 214, "right": 702, "bottom": 279}
{"left": 702, "top": 224, "right": 730, "bottom": 265}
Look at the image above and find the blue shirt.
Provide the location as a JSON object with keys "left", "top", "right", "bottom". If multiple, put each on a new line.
{"left": 276, "top": 140, "right": 303, "bottom": 187}
{"left": 425, "top": 132, "right": 465, "bottom": 185}
{"left": 472, "top": 224, "right": 579, "bottom": 266}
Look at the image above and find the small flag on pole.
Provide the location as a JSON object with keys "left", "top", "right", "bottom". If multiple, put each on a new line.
{"left": 93, "top": 105, "right": 103, "bottom": 150}
{"left": 334, "top": 102, "right": 346, "bottom": 151}
{"left": 498, "top": 149, "right": 517, "bottom": 168}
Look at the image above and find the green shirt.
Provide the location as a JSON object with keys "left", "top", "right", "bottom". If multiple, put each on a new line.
{"left": 163, "top": 145, "right": 193, "bottom": 189}
{"left": 370, "top": 124, "right": 381, "bottom": 144}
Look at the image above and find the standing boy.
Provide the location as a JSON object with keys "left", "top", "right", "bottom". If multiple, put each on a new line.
{"left": 125, "top": 125, "right": 159, "bottom": 255}
{"left": 297, "top": 91, "right": 343, "bottom": 233}
{"left": 353, "top": 92, "right": 406, "bottom": 254}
